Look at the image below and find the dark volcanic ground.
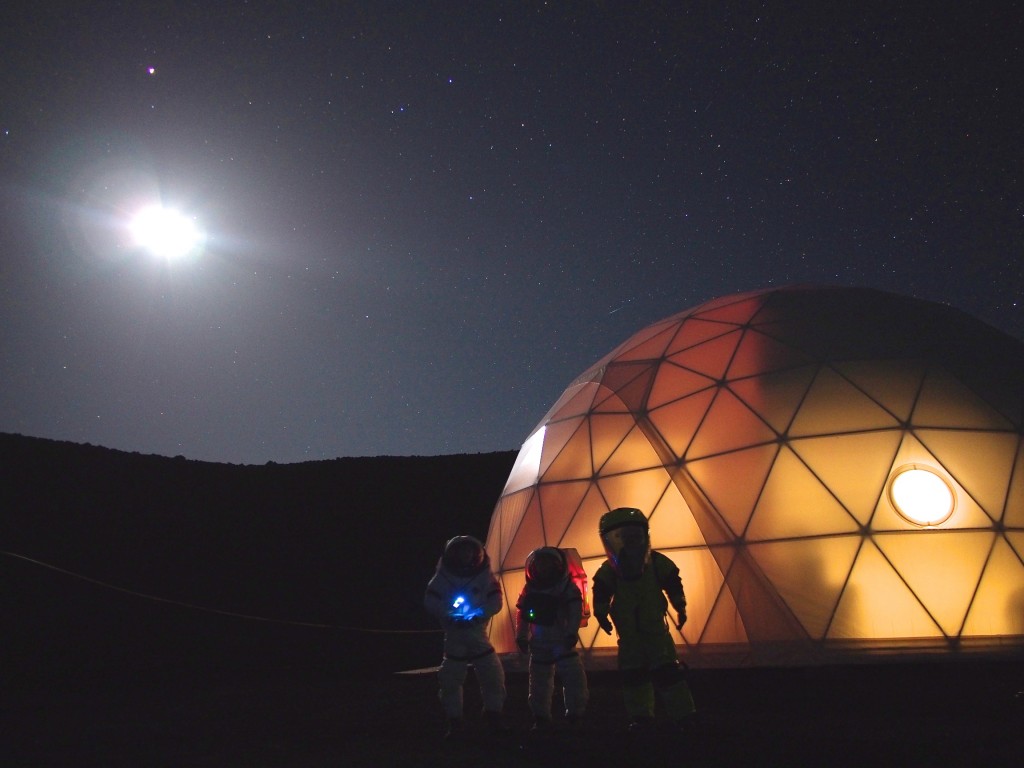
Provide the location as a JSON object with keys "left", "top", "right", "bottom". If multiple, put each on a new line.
{"left": 5, "top": 632, "right": 1023, "bottom": 768}
{"left": 2, "top": 434, "right": 1023, "bottom": 766}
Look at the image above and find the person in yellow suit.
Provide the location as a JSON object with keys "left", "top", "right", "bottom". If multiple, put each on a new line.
{"left": 592, "top": 507, "right": 697, "bottom": 732}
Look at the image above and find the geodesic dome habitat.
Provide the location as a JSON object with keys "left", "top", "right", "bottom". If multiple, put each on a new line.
{"left": 485, "top": 286, "right": 1024, "bottom": 665}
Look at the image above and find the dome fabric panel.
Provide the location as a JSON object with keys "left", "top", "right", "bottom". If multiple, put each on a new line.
{"left": 689, "top": 388, "right": 777, "bottom": 458}
{"left": 789, "top": 432, "right": 901, "bottom": 526}
{"left": 594, "top": 467, "right": 674, "bottom": 522}
{"left": 746, "top": 446, "right": 861, "bottom": 540}
{"left": 687, "top": 445, "right": 779, "bottom": 536}
{"left": 747, "top": 536, "right": 862, "bottom": 639}
{"left": 486, "top": 286, "right": 1024, "bottom": 664}
{"left": 963, "top": 539, "right": 1024, "bottom": 636}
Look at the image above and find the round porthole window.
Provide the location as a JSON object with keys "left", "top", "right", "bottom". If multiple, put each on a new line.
{"left": 888, "top": 466, "right": 955, "bottom": 526}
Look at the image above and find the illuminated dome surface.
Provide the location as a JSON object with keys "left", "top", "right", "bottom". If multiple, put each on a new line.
{"left": 486, "top": 286, "right": 1024, "bottom": 663}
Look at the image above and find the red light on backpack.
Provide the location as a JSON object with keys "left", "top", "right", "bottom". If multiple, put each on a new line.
{"left": 560, "top": 547, "right": 591, "bottom": 627}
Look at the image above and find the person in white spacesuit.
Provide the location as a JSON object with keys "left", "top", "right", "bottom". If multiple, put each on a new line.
{"left": 515, "top": 546, "right": 589, "bottom": 730}
{"left": 424, "top": 535, "right": 506, "bottom": 738}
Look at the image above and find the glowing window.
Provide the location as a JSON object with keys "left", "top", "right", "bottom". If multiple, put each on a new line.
{"left": 888, "top": 466, "right": 955, "bottom": 526}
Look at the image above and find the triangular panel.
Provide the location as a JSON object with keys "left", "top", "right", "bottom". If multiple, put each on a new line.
{"left": 666, "top": 331, "right": 743, "bottom": 380}
{"left": 541, "top": 418, "right": 594, "bottom": 481}
{"left": 790, "top": 431, "right": 903, "bottom": 526}
{"left": 588, "top": 413, "right": 641, "bottom": 472}
{"left": 647, "top": 389, "right": 716, "bottom": 460}
{"left": 499, "top": 492, "right": 546, "bottom": 570}
{"left": 664, "top": 318, "right": 738, "bottom": 356}
{"left": 916, "top": 430, "right": 1018, "bottom": 522}
{"left": 686, "top": 444, "right": 779, "bottom": 537}
{"left": 913, "top": 369, "right": 1016, "bottom": 430}
{"left": 698, "top": 574, "right": 748, "bottom": 644}
{"left": 600, "top": 425, "right": 666, "bottom": 476}
{"left": 647, "top": 484, "right": 707, "bottom": 550}
{"left": 962, "top": 537, "right": 1024, "bottom": 636}
{"left": 728, "top": 366, "right": 818, "bottom": 435}
{"left": 545, "top": 381, "right": 601, "bottom": 423}
{"left": 790, "top": 367, "right": 903, "bottom": 437}
{"left": 828, "top": 539, "right": 942, "bottom": 639}
{"left": 557, "top": 484, "right": 620, "bottom": 559}
{"left": 689, "top": 388, "right": 777, "bottom": 459}
{"left": 596, "top": 467, "right": 673, "bottom": 526}
{"left": 536, "top": 480, "right": 595, "bottom": 549}
{"left": 873, "top": 531, "right": 994, "bottom": 637}
{"left": 833, "top": 360, "right": 925, "bottom": 423}
{"left": 486, "top": 488, "right": 533, "bottom": 567}
{"left": 662, "top": 549, "right": 728, "bottom": 645}
{"left": 747, "top": 536, "right": 862, "bottom": 639}
{"left": 693, "top": 295, "right": 764, "bottom": 325}
{"left": 605, "top": 319, "right": 679, "bottom": 362}
{"left": 613, "top": 325, "right": 677, "bottom": 362}
{"left": 1007, "top": 532, "right": 1024, "bottom": 563}
{"left": 598, "top": 362, "right": 656, "bottom": 411}
{"left": 648, "top": 362, "right": 716, "bottom": 409}
{"left": 538, "top": 416, "right": 587, "bottom": 480}
{"left": 747, "top": 446, "right": 861, "bottom": 540}
{"left": 727, "top": 329, "right": 815, "bottom": 379}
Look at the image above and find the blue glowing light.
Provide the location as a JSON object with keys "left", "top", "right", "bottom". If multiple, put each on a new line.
{"left": 449, "top": 594, "right": 483, "bottom": 620}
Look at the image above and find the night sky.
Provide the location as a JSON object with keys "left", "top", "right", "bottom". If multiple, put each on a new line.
{"left": 1, "top": 2, "right": 1021, "bottom": 465}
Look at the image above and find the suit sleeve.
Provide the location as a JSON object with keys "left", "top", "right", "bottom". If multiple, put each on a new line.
{"left": 654, "top": 551, "right": 687, "bottom": 616}
{"left": 592, "top": 562, "right": 615, "bottom": 621}
{"left": 482, "top": 570, "right": 503, "bottom": 618}
{"left": 424, "top": 570, "right": 451, "bottom": 622}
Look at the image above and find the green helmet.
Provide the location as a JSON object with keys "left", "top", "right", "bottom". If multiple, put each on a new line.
{"left": 599, "top": 507, "right": 649, "bottom": 535}
{"left": 599, "top": 507, "right": 650, "bottom": 579}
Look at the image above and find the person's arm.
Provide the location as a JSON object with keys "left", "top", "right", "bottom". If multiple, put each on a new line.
{"left": 655, "top": 552, "right": 687, "bottom": 628}
{"left": 592, "top": 564, "right": 615, "bottom": 635}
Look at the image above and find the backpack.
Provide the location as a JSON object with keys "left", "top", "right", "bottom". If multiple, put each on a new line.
{"left": 561, "top": 547, "right": 591, "bottom": 628}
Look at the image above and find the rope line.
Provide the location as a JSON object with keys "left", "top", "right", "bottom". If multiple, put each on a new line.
{"left": 1, "top": 550, "right": 441, "bottom": 634}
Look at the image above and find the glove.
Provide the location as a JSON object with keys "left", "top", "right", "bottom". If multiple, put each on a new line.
{"left": 516, "top": 636, "right": 529, "bottom": 654}
{"left": 596, "top": 615, "right": 613, "bottom": 635}
{"left": 675, "top": 609, "right": 687, "bottom": 631}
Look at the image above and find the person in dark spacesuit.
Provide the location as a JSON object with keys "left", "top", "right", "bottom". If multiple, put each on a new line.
{"left": 514, "top": 546, "right": 589, "bottom": 730}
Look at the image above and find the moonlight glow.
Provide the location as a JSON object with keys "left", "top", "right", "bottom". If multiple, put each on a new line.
{"left": 129, "top": 206, "right": 204, "bottom": 260}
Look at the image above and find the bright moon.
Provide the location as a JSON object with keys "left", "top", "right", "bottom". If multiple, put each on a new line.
{"left": 129, "top": 205, "right": 204, "bottom": 259}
